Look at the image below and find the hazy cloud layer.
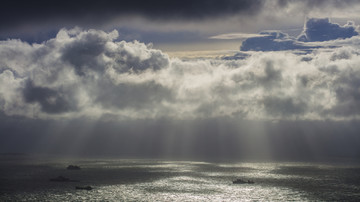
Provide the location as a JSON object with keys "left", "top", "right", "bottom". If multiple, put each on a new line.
{"left": 240, "top": 31, "right": 309, "bottom": 51}
{"left": 2, "top": 28, "right": 360, "bottom": 121}
{"left": 209, "top": 33, "right": 270, "bottom": 40}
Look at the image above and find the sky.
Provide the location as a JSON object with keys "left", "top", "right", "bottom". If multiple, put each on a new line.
{"left": 1, "top": 0, "right": 360, "bottom": 161}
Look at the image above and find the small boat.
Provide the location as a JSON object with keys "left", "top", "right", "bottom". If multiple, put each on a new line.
{"left": 67, "top": 165, "right": 81, "bottom": 170}
{"left": 49, "top": 176, "right": 79, "bottom": 182}
{"left": 76, "top": 186, "right": 93, "bottom": 190}
{"left": 233, "top": 179, "right": 254, "bottom": 184}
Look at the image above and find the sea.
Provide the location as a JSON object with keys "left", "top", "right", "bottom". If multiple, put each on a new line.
{"left": 0, "top": 154, "right": 359, "bottom": 201}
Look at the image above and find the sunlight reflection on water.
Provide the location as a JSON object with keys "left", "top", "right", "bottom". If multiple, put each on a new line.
{"left": 1, "top": 158, "right": 359, "bottom": 201}
{"left": 92, "top": 177, "right": 306, "bottom": 201}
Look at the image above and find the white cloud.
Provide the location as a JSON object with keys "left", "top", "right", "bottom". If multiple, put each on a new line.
{"left": 1, "top": 28, "right": 360, "bottom": 121}
{"left": 209, "top": 33, "right": 270, "bottom": 40}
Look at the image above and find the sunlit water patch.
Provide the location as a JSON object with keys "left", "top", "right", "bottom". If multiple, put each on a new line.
{"left": 0, "top": 155, "right": 359, "bottom": 201}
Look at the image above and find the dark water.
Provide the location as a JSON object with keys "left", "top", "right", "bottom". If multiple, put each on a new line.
{"left": 0, "top": 155, "right": 359, "bottom": 201}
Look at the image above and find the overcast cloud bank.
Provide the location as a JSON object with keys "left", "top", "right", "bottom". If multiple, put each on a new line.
{"left": 1, "top": 27, "right": 360, "bottom": 122}
{"left": 3, "top": 0, "right": 360, "bottom": 45}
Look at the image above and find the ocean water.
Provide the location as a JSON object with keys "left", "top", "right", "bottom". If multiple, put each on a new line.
{"left": 0, "top": 155, "right": 360, "bottom": 201}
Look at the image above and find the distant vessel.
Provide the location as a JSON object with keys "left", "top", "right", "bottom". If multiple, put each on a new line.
{"left": 76, "top": 186, "right": 93, "bottom": 190}
{"left": 233, "top": 179, "right": 254, "bottom": 184}
{"left": 49, "top": 176, "right": 79, "bottom": 182}
{"left": 67, "top": 165, "right": 81, "bottom": 170}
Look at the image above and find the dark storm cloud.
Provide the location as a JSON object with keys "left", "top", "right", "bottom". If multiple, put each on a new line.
{"left": 61, "top": 31, "right": 109, "bottom": 75}
{"left": 0, "top": 0, "right": 263, "bottom": 30}
{"left": 23, "top": 80, "right": 76, "bottom": 114}
{"left": 2, "top": 0, "right": 360, "bottom": 44}
{"left": 2, "top": 0, "right": 357, "bottom": 29}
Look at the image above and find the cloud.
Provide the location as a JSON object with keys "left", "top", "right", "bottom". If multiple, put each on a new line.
{"left": 0, "top": 28, "right": 172, "bottom": 119}
{"left": 209, "top": 33, "right": 270, "bottom": 40}
{"left": 0, "top": 0, "right": 263, "bottom": 31}
{"left": 3, "top": 0, "right": 360, "bottom": 46}
{"left": 239, "top": 18, "right": 359, "bottom": 52}
{"left": 22, "top": 80, "right": 77, "bottom": 114}
{"left": 298, "top": 18, "right": 358, "bottom": 42}
{"left": 221, "top": 52, "right": 249, "bottom": 60}
{"left": 240, "top": 31, "right": 311, "bottom": 51}
{"left": 2, "top": 28, "right": 360, "bottom": 121}
{"left": 2, "top": 1, "right": 358, "bottom": 31}
{"left": 262, "top": 96, "right": 307, "bottom": 117}
{"left": 2, "top": 26, "right": 360, "bottom": 160}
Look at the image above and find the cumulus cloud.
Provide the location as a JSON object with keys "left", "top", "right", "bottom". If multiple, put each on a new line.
{"left": 298, "top": 18, "right": 358, "bottom": 42}
{"left": 2, "top": 28, "right": 360, "bottom": 121}
{"left": 0, "top": 28, "right": 171, "bottom": 119}
{"left": 240, "top": 18, "right": 359, "bottom": 52}
{"left": 22, "top": 80, "right": 77, "bottom": 114}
